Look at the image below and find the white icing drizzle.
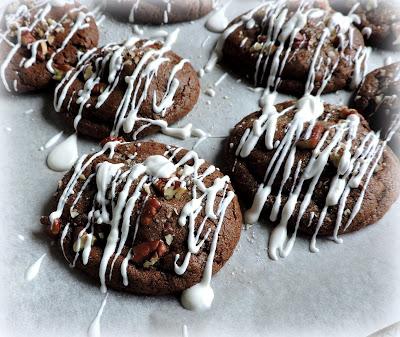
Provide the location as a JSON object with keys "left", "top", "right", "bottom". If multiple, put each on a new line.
{"left": 205, "top": 88, "right": 216, "bottom": 97}
{"left": 50, "top": 141, "right": 235, "bottom": 310}
{"left": 129, "top": 0, "right": 141, "bottom": 23}
{"left": 181, "top": 191, "right": 235, "bottom": 311}
{"left": 87, "top": 294, "right": 108, "bottom": 337}
{"left": 25, "top": 253, "right": 46, "bottom": 281}
{"left": 182, "top": 325, "right": 189, "bottom": 337}
{"left": 215, "top": 72, "right": 228, "bottom": 86}
{"left": 43, "top": 130, "right": 64, "bottom": 149}
{"left": 46, "top": 133, "right": 78, "bottom": 172}
{"left": 205, "top": 0, "right": 231, "bottom": 33}
{"left": 350, "top": 47, "right": 370, "bottom": 90}
{"left": 361, "top": 26, "right": 372, "bottom": 39}
{"left": 0, "top": 2, "right": 96, "bottom": 91}
{"left": 201, "top": 35, "right": 210, "bottom": 48}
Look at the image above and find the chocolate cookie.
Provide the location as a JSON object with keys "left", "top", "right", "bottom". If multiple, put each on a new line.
{"left": 212, "top": 1, "right": 366, "bottom": 95}
{"left": 331, "top": 0, "right": 400, "bottom": 50}
{"left": 54, "top": 36, "right": 200, "bottom": 140}
{"left": 0, "top": 0, "right": 99, "bottom": 93}
{"left": 41, "top": 140, "right": 242, "bottom": 295}
{"left": 352, "top": 62, "right": 400, "bottom": 154}
{"left": 224, "top": 97, "right": 400, "bottom": 259}
{"left": 105, "top": 0, "right": 214, "bottom": 24}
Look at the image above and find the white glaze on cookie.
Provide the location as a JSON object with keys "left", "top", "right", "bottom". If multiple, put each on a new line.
{"left": 0, "top": 1, "right": 97, "bottom": 92}
{"left": 52, "top": 31, "right": 205, "bottom": 171}
{"left": 203, "top": 1, "right": 368, "bottom": 91}
{"left": 49, "top": 141, "right": 236, "bottom": 310}
{"left": 226, "top": 1, "right": 392, "bottom": 259}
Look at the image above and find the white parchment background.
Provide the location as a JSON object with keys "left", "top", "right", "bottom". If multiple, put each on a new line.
{"left": 0, "top": 1, "right": 400, "bottom": 336}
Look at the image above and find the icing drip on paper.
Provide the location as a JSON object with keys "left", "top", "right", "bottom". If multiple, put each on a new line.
{"left": 182, "top": 325, "right": 189, "bottom": 337}
{"left": 25, "top": 253, "right": 46, "bottom": 281}
{"left": 49, "top": 141, "right": 235, "bottom": 310}
{"left": 181, "top": 191, "right": 235, "bottom": 311}
{"left": 205, "top": 1, "right": 231, "bottom": 33}
{"left": 43, "top": 131, "right": 64, "bottom": 149}
{"left": 87, "top": 294, "right": 108, "bottom": 337}
{"left": 46, "top": 133, "right": 78, "bottom": 172}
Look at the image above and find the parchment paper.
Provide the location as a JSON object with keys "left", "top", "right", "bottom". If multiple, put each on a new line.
{"left": 1, "top": 1, "right": 400, "bottom": 336}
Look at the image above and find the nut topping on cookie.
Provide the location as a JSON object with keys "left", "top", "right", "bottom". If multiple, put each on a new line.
{"left": 43, "top": 141, "right": 242, "bottom": 310}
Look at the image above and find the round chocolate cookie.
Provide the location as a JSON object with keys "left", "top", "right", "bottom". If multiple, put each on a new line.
{"left": 41, "top": 141, "right": 242, "bottom": 295}
{"left": 105, "top": 0, "right": 214, "bottom": 24}
{"left": 54, "top": 37, "right": 200, "bottom": 140}
{"left": 331, "top": 0, "right": 400, "bottom": 50}
{"left": 217, "top": 1, "right": 365, "bottom": 95}
{"left": 352, "top": 62, "right": 400, "bottom": 154}
{"left": 0, "top": 0, "right": 99, "bottom": 93}
{"left": 223, "top": 98, "right": 400, "bottom": 257}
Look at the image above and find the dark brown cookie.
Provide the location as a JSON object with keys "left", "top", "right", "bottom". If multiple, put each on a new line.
{"left": 218, "top": 1, "right": 365, "bottom": 96}
{"left": 41, "top": 141, "right": 242, "bottom": 295}
{"left": 352, "top": 62, "right": 400, "bottom": 154}
{"left": 331, "top": 0, "right": 400, "bottom": 50}
{"left": 223, "top": 100, "right": 400, "bottom": 249}
{"left": 0, "top": 0, "right": 99, "bottom": 93}
{"left": 54, "top": 38, "right": 200, "bottom": 140}
{"left": 105, "top": 0, "right": 214, "bottom": 24}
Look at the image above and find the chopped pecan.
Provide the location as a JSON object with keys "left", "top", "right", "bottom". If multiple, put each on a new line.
{"left": 53, "top": 63, "right": 73, "bottom": 81}
{"left": 47, "top": 35, "right": 55, "bottom": 46}
{"left": 21, "top": 31, "right": 35, "bottom": 45}
{"left": 132, "top": 239, "right": 168, "bottom": 264}
{"left": 141, "top": 197, "right": 162, "bottom": 225}
{"left": 37, "top": 41, "right": 48, "bottom": 62}
{"left": 329, "top": 143, "right": 345, "bottom": 168}
{"left": 48, "top": 218, "right": 61, "bottom": 237}
{"left": 297, "top": 123, "right": 325, "bottom": 150}
{"left": 250, "top": 42, "right": 263, "bottom": 53}
{"left": 92, "top": 82, "right": 105, "bottom": 95}
{"left": 153, "top": 178, "right": 167, "bottom": 195}
{"left": 164, "top": 234, "right": 174, "bottom": 246}
{"left": 293, "top": 32, "right": 305, "bottom": 49}
{"left": 257, "top": 35, "right": 267, "bottom": 43}
{"left": 338, "top": 107, "right": 358, "bottom": 119}
{"left": 83, "top": 64, "right": 94, "bottom": 81}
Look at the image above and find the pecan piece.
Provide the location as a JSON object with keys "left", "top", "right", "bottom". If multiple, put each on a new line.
{"left": 53, "top": 63, "right": 73, "bottom": 81}
{"left": 21, "top": 31, "right": 35, "bottom": 45}
{"left": 297, "top": 123, "right": 325, "bottom": 150}
{"left": 37, "top": 41, "right": 48, "bottom": 62}
{"left": 293, "top": 32, "right": 306, "bottom": 49}
{"left": 92, "top": 82, "right": 105, "bottom": 95}
{"left": 132, "top": 239, "right": 168, "bottom": 264}
{"left": 141, "top": 197, "right": 162, "bottom": 225}
{"left": 48, "top": 218, "right": 61, "bottom": 237}
{"left": 153, "top": 178, "right": 167, "bottom": 196}
{"left": 338, "top": 107, "right": 358, "bottom": 119}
